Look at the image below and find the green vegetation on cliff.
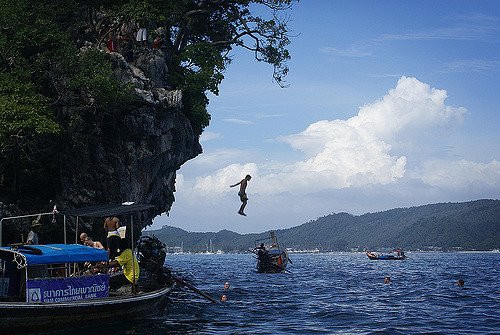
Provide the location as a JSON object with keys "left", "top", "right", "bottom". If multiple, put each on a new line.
{"left": 150, "top": 200, "right": 500, "bottom": 252}
{"left": 0, "top": 0, "right": 294, "bottom": 208}
{"left": 0, "top": 0, "right": 294, "bottom": 140}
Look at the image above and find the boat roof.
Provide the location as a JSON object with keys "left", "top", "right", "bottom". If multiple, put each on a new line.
{"left": 59, "top": 202, "right": 155, "bottom": 218}
{"left": 0, "top": 244, "right": 108, "bottom": 265}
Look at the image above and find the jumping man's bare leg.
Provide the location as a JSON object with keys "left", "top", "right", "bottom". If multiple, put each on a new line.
{"left": 238, "top": 201, "right": 247, "bottom": 216}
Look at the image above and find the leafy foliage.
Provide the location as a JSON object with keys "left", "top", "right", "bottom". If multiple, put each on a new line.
{"left": 117, "top": 0, "right": 295, "bottom": 130}
{"left": 0, "top": 0, "right": 294, "bottom": 142}
{"left": 0, "top": 0, "right": 295, "bottom": 208}
{"left": 70, "top": 48, "right": 133, "bottom": 107}
{"left": 0, "top": 73, "right": 60, "bottom": 143}
{"left": 0, "top": 1, "right": 132, "bottom": 145}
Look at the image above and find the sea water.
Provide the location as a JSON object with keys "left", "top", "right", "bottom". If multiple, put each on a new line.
{"left": 47, "top": 252, "right": 499, "bottom": 335}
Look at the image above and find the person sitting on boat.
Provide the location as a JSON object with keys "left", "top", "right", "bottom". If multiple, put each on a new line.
{"left": 104, "top": 238, "right": 140, "bottom": 290}
{"left": 79, "top": 232, "right": 88, "bottom": 244}
{"left": 84, "top": 236, "right": 104, "bottom": 249}
{"left": 104, "top": 216, "right": 121, "bottom": 259}
{"left": 82, "top": 237, "right": 105, "bottom": 274}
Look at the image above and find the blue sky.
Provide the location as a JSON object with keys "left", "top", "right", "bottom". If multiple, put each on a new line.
{"left": 151, "top": 0, "right": 500, "bottom": 233}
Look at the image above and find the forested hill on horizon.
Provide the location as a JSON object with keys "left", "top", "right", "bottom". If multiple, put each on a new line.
{"left": 149, "top": 199, "right": 500, "bottom": 252}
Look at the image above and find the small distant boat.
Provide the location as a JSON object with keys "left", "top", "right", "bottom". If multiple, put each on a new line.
{"left": 366, "top": 250, "right": 406, "bottom": 260}
{"left": 202, "top": 239, "right": 216, "bottom": 254}
{"left": 252, "top": 231, "right": 290, "bottom": 273}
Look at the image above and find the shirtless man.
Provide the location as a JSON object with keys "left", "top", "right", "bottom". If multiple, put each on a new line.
{"left": 230, "top": 175, "right": 252, "bottom": 216}
{"left": 104, "top": 216, "right": 121, "bottom": 259}
{"left": 79, "top": 232, "right": 88, "bottom": 244}
{"left": 85, "top": 236, "right": 104, "bottom": 249}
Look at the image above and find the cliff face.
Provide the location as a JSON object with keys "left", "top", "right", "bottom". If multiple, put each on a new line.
{"left": 60, "top": 51, "right": 202, "bottom": 213}
{"left": 0, "top": 49, "right": 202, "bottom": 243}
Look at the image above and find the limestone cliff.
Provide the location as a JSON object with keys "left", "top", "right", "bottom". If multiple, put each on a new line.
{"left": 0, "top": 49, "right": 201, "bottom": 243}
{"left": 0, "top": 0, "right": 295, "bottom": 244}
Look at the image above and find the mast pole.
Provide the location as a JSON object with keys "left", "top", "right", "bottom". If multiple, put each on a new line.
{"left": 130, "top": 214, "right": 136, "bottom": 294}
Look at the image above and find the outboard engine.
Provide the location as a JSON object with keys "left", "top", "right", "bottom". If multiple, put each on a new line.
{"left": 136, "top": 235, "right": 170, "bottom": 290}
{"left": 137, "top": 235, "right": 166, "bottom": 270}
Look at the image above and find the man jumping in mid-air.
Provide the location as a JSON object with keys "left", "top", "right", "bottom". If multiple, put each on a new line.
{"left": 230, "top": 174, "right": 252, "bottom": 216}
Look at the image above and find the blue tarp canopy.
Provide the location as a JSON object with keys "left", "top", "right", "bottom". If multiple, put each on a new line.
{"left": 0, "top": 244, "right": 108, "bottom": 265}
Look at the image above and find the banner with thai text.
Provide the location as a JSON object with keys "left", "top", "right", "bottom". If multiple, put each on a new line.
{"left": 26, "top": 274, "right": 109, "bottom": 303}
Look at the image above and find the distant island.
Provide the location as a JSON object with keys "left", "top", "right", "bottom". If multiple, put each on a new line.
{"left": 148, "top": 199, "right": 500, "bottom": 253}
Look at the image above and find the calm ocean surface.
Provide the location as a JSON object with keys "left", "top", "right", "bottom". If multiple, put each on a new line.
{"left": 47, "top": 252, "right": 499, "bottom": 335}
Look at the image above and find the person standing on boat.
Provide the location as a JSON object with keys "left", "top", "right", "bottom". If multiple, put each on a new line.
{"left": 230, "top": 174, "right": 252, "bottom": 216}
{"left": 255, "top": 243, "right": 270, "bottom": 272}
{"left": 255, "top": 243, "right": 266, "bottom": 257}
{"left": 26, "top": 220, "right": 41, "bottom": 244}
{"left": 104, "top": 217, "right": 121, "bottom": 259}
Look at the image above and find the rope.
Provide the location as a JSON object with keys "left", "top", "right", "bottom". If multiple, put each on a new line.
{"left": 13, "top": 251, "right": 27, "bottom": 269}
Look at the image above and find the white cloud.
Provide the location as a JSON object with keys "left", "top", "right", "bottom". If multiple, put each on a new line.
{"left": 320, "top": 46, "right": 372, "bottom": 58}
{"left": 164, "top": 76, "right": 500, "bottom": 233}
{"left": 175, "top": 173, "right": 184, "bottom": 190}
{"left": 186, "top": 77, "right": 481, "bottom": 198}
{"left": 222, "top": 118, "right": 257, "bottom": 125}
{"left": 322, "top": 15, "right": 500, "bottom": 64}
{"left": 255, "top": 112, "right": 286, "bottom": 118}
{"left": 442, "top": 60, "right": 500, "bottom": 74}
{"left": 200, "top": 131, "right": 222, "bottom": 142}
{"left": 191, "top": 163, "right": 259, "bottom": 198}
{"left": 270, "top": 76, "right": 465, "bottom": 192}
{"left": 417, "top": 159, "right": 500, "bottom": 189}
{"left": 186, "top": 149, "right": 250, "bottom": 168}
{"left": 377, "top": 14, "right": 500, "bottom": 43}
